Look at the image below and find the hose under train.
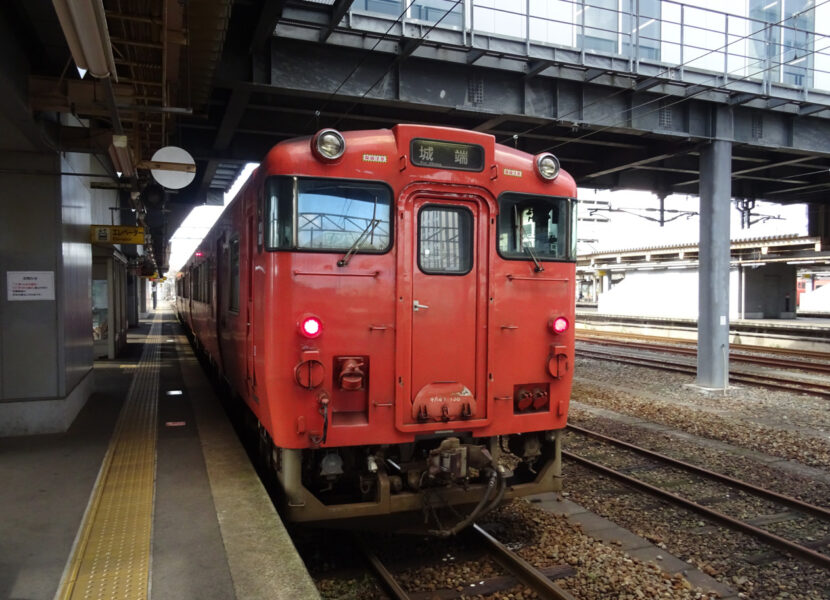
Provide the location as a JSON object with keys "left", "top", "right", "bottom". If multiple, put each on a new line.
{"left": 428, "top": 463, "right": 507, "bottom": 538}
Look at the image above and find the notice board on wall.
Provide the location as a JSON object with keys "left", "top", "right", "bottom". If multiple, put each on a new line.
{"left": 6, "top": 271, "right": 55, "bottom": 301}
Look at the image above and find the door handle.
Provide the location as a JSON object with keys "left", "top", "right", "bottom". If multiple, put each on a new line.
{"left": 413, "top": 300, "right": 429, "bottom": 311}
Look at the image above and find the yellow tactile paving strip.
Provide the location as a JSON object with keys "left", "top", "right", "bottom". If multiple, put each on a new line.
{"left": 57, "top": 316, "right": 162, "bottom": 600}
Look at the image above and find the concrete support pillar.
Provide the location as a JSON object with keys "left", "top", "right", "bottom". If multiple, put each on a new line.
{"left": 126, "top": 273, "right": 139, "bottom": 327}
{"left": 807, "top": 202, "right": 829, "bottom": 242}
{"left": 697, "top": 139, "right": 732, "bottom": 388}
{"left": 139, "top": 277, "right": 148, "bottom": 314}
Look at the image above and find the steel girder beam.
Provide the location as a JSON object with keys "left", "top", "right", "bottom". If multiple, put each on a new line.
{"left": 466, "top": 49, "right": 487, "bottom": 64}
{"left": 583, "top": 68, "right": 605, "bottom": 82}
{"left": 767, "top": 98, "right": 790, "bottom": 109}
{"left": 581, "top": 150, "right": 692, "bottom": 181}
{"left": 178, "top": 14, "right": 830, "bottom": 205}
{"left": 257, "top": 40, "right": 830, "bottom": 161}
{"left": 800, "top": 104, "right": 828, "bottom": 117}
{"left": 634, "top": 76, "right": 662, "bottom": 92}
{"left": 276, "top": 5, "right": 830, "bottom": 113}
{"left": 728, "top": 92, "right": 756, "bottom": 106}
{"left": 525, "top": 60, "right": 554, "bottom": 79}
{"left": 320, "top": 0, "right": 356, "bottom": 43}
{"left": 193, "top": 86, "right": 252, "bottom": 198}
{"left": 250, "top": 0, "right": 289, "bottom": 54}
{"left": 673, "top": 156, "right": 816, "bottom": 188}
{"left": 261, "top": 42, "right": 689, "bottom": 151}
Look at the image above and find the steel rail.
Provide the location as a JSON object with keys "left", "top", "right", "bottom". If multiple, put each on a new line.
{"left": 576, "top": 336, "right": 830, "bottom": 374}
{"left": 564, "top": 451, "right": 830, "bottom": 570}
{"left": 567, "top": 424, "right": 830, "bottom": 520}
{"left": 471, "top": 524, "right": 578, "bottom": 600}
{"left": 358, "top": 528, "right": 578, "bottom": 600}
{"left": 575, "top": 348, "right": 830, "bottom": 398}
{"left": 356, "top": 536, "right": 411, "bottom": 600}
{"left": 576, "top": 331, "right": 830, "bottom": 361}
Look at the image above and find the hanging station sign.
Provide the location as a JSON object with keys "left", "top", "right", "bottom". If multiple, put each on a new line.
{"left": 90, "top": 225, "right": 145, "bottom": 245}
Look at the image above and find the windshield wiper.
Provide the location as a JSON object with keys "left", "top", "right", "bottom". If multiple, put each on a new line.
{"left": 524, "top": 244, "right": 544, "bottom": 272}
{"left": 338, "top": 219, "right": 381, "bottom": 267}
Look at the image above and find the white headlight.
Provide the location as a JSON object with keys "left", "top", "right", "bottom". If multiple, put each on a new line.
{"left": 314, "top": 129, "right": 346, "bottom": 160}
{"left": 536, "top": 153, "right": 560, "bottom": 180}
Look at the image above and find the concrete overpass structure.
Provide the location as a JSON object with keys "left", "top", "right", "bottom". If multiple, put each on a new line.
{"left": 3, "top": 0, "right": 830, "bottom": 432}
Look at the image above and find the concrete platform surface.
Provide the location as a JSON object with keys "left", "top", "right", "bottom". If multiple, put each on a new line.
{"left": 0, "top": 309, "right": 319, "bottom": 600}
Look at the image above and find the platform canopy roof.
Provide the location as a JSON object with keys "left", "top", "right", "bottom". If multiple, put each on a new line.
{"left": 7, "top": 0, "right": 830, "bottom": 269}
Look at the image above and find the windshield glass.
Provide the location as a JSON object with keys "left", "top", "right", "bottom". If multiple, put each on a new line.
{"left": 266, "top": 177, "right": 392, "bottom": 252}
{"left": 497, "top": 193, "right": 577, "bottom": 261}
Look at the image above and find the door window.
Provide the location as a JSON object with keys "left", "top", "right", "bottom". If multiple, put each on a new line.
{"left": 418, "top": 206, "right": 473, "bottom": 275}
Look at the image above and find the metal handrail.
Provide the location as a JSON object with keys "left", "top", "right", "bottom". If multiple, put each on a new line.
{"left": 346, "top": 0, "right": 830, "bottom": 93}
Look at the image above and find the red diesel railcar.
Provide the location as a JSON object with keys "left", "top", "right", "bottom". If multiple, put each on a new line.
{"left": 176, "top": 124, "right": 577, "bottom": 533}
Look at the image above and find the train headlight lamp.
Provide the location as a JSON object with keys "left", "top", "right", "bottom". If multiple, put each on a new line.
{"left": 312, "top": 129, "right": 346, "bottom": 161}
{"left": 550, "top": 316, "right": 569, "bottom": 334}
{"left": 535, "top": 153, "right": 560, "bottom": 181}
{"left": 299, "top": 315, "right": 323, "bottom": 338}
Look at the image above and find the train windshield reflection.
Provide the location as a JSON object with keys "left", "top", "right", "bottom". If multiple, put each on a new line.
{"left": 497, "top": 193, "right": 577, "bottom": 262}
{"left": 266, "top": 176, "right": 392, "bottom": 252}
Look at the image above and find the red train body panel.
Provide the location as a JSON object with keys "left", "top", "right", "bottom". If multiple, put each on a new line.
{"left": 177, "top": 125, "right": 577, "bottom": 529}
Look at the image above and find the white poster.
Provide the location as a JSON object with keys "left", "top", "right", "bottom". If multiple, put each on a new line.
{"left": 7, "top": 271, "right": 56, "bottom": 301}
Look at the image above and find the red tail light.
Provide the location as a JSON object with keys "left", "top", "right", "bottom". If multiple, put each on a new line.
{"left": 299, "top": 316, "right": 322, "bottom": 338}
{"left": 550, "top": 316, "right": 569, "bottom": 334}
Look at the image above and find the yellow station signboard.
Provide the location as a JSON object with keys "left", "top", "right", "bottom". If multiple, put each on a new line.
{"left": 90, "top": 225, "right": 145, "bottom": 245}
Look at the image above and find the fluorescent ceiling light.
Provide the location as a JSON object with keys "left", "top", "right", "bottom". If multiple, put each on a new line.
{"left": 52, "top": 0, "right": 117, "bottom": 80}
{"left": 108, "top": 134, "right": 134, "bottom": 178}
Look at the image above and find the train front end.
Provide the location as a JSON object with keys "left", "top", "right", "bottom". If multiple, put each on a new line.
{"left": 253, "top": 125, "right": 576, "bottom": 532}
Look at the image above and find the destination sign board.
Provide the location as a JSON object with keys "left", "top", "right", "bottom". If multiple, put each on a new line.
{"left": 90, "top": 225, "right": 145, "bottom": 245}
{"left": 410, "top": 139, "right": 485, "bottom": 172}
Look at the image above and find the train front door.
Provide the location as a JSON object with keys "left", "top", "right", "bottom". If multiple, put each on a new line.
{"left": 408, "top": 195, "right": 489, "bottom": 423}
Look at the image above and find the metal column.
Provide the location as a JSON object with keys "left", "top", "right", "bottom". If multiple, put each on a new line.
{"left": 697, "top": 139, "right": 732, "bottom": 388}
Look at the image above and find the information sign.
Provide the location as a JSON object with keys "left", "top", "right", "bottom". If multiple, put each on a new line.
{"left": 90, "top": 225, "right": 145, "bottom": 245}
{"left": 410, "top": 139, "right": 485, "bottom": 172}
{"left": 7, "top": 271, "right": 55, "bottom": 301}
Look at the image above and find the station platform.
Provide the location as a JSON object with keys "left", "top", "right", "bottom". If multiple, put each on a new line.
{"left": 0, "top": 308, "right": 319, "bottom": 600}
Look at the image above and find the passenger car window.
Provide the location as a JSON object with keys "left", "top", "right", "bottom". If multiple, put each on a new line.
{"left": 229, "top": 237, "right": 240, "bottom": 312}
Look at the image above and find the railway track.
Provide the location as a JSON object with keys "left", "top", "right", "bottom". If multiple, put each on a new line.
{"left": 564, "top": 424, "right": 830, "bottom": 570}
{"left": 575, "top": 334, "right": 830, "bottom": 375}
{"left": 575, "top": 345, "right": 830, "bottom": 399}
{"left": 576, "top": 331, "right": 830, "bottom": 363}
{"left": 358, "top": 524, "right": 577, "bottom": 600}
